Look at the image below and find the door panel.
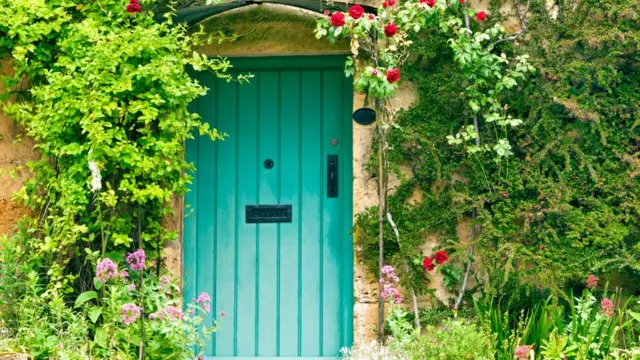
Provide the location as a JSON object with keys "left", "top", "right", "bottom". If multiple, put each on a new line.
{"left": 184, "top": 56, "right": 353, "bottom": 358}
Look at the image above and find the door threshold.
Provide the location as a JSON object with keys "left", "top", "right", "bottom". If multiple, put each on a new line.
{"left": 207, "top": 357, "right": 339, "bottom": 359}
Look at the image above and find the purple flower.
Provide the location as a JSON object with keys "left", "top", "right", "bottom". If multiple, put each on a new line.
{"left": 96, "top": 258, "right": 117, "bottom": 283}
{"left": 119, "top": 270, "right": 129, "bottom": 280}
{"left": 127, "top": 283, "right": 136, "bottom": 291}
{"left": 149, "top": 311, "right": 164, "bottom": 321}
{"left": 126, "top": 249, "right": 146, "bottom": 271}
{"left": 120, "top": 303, "right": 142, "bottom": 325}
{"left": 166, "top": 306, "right": 184, "bottom": 321}
{"left": 160, "top": 276, "right": 170, "bottom": 288}
{"left": 196, "top": 292, "right": 211, "bottom": 313}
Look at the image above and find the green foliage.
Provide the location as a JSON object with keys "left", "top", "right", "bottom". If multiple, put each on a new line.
{"left": 388, "top": 315, "right": 495, "bottom": 360}
{"left": 0, "top": 0, "right": 234, "bottom": 291}
{"left": 475, "top": 281, "right": 639, "bottom": 359}
{"left": 0, "top": 0, "right": 239, "bottom": 357}
{"left": 357, "top": 0, "right": 640, "bottom": 301}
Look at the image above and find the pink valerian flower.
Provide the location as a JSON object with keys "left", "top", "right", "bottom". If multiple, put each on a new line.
{"left": 96, "top": 258, "right": 117, "bottom": 283}
{"left": 197, "top": 292, "right": 211, "bottom": 313}
{"left": 126, "top": 249, "right": 146, "bottom": 271}
{"left": 120, "top": 303, "right": 142, "bottom": 325}
{"left": 159, "top": 276, "right": 170, "bottom": 288}
{"left": 381, "top": 265, "right": 400, "bottom": 283}
{"left": 127, "top": 283, "right": 136, "bottom": 291}
{"left": 586, "top": 274, "right": 598, "bottom": 289}
{"left": 381, "top": 284, "right": 402, "bottom": 304}
{"left": 514, "top": 345, "right": 532, "bottom": 359}
{"left": 601, "top": 298, "right": 615, "bottom": 317}
{"left": 513, "top": 345, "right": 533, "bottom": 360}
{"left": 148, "top": 311, "right": 165, "bottom": 321}
{"left": 166, "top": 306, "right": 184, "bottom": 321}
{"left": 119, "top": 270, "right": 129, "bottom": 280}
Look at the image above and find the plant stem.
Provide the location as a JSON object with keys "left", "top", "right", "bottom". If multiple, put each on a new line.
{"left": 386, "top": 212, "right": 421, "bottom": 329}
{"left": 377, "top": 119, "right": 385, "bottom": 344}
{"left": 137, "top": 206, "right": 145, "bottom": 360}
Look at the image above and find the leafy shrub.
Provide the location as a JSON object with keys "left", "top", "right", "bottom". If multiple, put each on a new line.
{"left": 2, "top": 248, "right": 216, "bottom": 359}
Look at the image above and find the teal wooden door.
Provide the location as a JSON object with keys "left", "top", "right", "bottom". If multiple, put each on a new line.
{"left": 184, "top": 56, "right": 353, "bottom": 359}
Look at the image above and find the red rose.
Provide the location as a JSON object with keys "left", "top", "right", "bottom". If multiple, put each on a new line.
{"left": 382, "top": 1, "right": 388, "bottom": 8}
{"left": 420, "top": 0, "right": 435, "bottom": 7}
{"left": 384, "top": 23, "right": 398, "bottom": 37}
{"left": 331, "top": 12, "right": 345, "bottom": 27}
{"left": 386, "top": 68, "right": 400, "bottom": 83}
{"left": 434, "top": 250, "right": 449, "bottom": 264}
{"left": 476, "top": 11, "right": 487, "bottom": 21}
{"left": 126, "top": 0, "right": 141, "bottom": 13}
{"left": 324, "top": 9, "right": 330, "bottom": 15}
{"left": 422, "top": 257, "right": 435, "bottom": 271}
{"left": 368, "top": 14, "right": 375, "bottom": 20}
{"left": 388, "top": 0, "right": 396, "bottom": 6}
{"left": 459, "top": 0, "right": 465, "bottom": 3}
{"left": 348, "top": 4, "right": 365, "bottom": 19}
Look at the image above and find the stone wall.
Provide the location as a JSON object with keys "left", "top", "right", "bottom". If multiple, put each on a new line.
{"left": 0, "top": 60, "right": 39, "bottom": 236}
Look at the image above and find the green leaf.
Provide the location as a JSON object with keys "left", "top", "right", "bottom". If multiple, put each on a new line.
{"left": 74, "top": 290, "right": 98, "bottom": 308}
{"left": 628, "top": 311, "right": 640, "bottom": 322}
{"left": 88, "top": 306, "right": 102, "bottom": 323}
{"left": 95, "top": 327, "right": 108, "bottom": 348}
{"left": 128, "top": 334, "right": 141, "bottom": 346}
{"left": 94, "top": 277, "right": 103, "bottom": 290}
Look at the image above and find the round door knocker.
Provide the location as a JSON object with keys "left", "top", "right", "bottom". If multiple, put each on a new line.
{"left": 264, "top": 159, "right": 274, "bottom": 169}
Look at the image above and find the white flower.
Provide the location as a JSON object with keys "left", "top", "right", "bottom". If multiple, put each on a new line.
{"left": 89, "top": 160, "right": 102, "bottom": 192}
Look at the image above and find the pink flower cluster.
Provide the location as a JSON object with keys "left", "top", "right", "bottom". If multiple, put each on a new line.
{"left": 197, "top": 292, "right": 212, "bottom": 313}
{"left": 120, "top": 303, "right": 142, "bottom": 325}
{"left": 96, "top": 258, "right": 117, "bottom": 283}
{"left": 586, "top": 274, "right": 598, "bottom": 289}
{"left": 514, "top": 345, "right": 532, "bottom": 359}
{"left": 601, "top": 298, "right": 614, "bottom": 317}
{"left": 127, "top": 249, "right": 146, "bottom": 271}
{"left": 379, "top": 265, "right": 402, "bottom": 304}
{"left": 166, "top": 306, "right": 184, "bottom": 321}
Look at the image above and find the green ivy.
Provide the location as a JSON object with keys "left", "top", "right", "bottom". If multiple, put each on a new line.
{"left": 356, "top": 0, "right": 640, "bottom": 303}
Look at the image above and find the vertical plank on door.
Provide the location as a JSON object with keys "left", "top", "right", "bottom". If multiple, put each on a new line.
{"left": 299, "top": 69, "right": 322, "bottom": 356}
{"left": 214, "top": 75, "right": 238, "bottom": 356}
{"left": 257, "top": 71, "right": 279, "bottom": 356}
{"left": 235, "top": 73, "right": 259, "bottom": 357}
{"left": 196, "top": 74, "right": 218, "bottom": 354}
{"left": 183, "top": 71, "right": 200, "bottom": 317}
{"left": 321, "top": 69, "right": 344, "bottom": 356}
{"left": 278, "top": 70, "right": 302, "bottom": 356}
